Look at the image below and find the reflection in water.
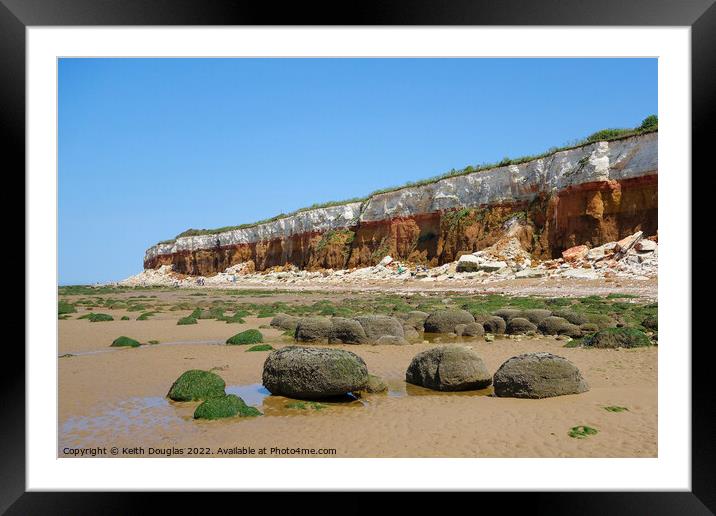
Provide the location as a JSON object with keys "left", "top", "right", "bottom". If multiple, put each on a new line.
{"left": 225, "top": 383, "right": 271, "bottom": 406}
{"left": 60, "top": 396, "right": 181, "bottom": 449}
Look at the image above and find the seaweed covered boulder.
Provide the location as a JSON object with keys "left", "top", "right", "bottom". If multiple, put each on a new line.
{"left": 398, "top": 311, "right": 430, "bottom": 330}
{"left": 538, "top": 316, "right": 582, "bottom": 337}
{"left": 492, "top": 308, "right": 522, "bottom": 323}
{"left": 270, "top": 313, "right": 300, "bottom": 332}
{"left": 583, "top": 327, "right": 652, "bottom": 348}
{"left": 193, "top": 394, "right": 262, "bottom": 420}
{"left": 520, "top": 309, "right": 553, "bottom": 325}
{"left": 493, "top": 352, "right": 589, "bottom": 399}
{"left": 424, "top": 310, "right": 475, "bottom": 334}
{"left": 506, "top": 317, "right": 537, "bottom": 335}
{"left": 473, "top": 314, "right": 506, "bottom": 334}
{"left": 354, "top": 315, "right": 404, "bottom": 341}
{"left": 329, "top": 317, "right": 368, "bottom": 344}
{"left": 226, "top": 329, "right": 263, "bottom": 345}
{"left": 455, "top": 322, "right": 485, "bottom": 337}
{"left": 262, "top": 346, "right": 368, "bottom": 399}
{"left": 402, "top": 325, "right": 421, "bottom": 342}
{"left": 294, "top": 317, "right": 333, "bottom": 342}
{"left": 167, "top": 370, "right": 226, "bottom": 401}
{"left": 579, "top": 323, "right": 600, "bottom": 334}
{"left": 111, "top": 336, "right": 141, "bottom": 348}
{"left": 551, "top": 310, "right": 589, "bottom": 326}
{"left": 406, "top": 345, "right": 492, "bottom": 391}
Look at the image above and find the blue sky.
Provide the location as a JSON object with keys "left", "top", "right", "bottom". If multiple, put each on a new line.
{"left": 59, "top": 58, "right": 657, "bottom": 284}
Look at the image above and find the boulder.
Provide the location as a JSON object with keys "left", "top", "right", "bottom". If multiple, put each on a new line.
{"left": 635, "top": 239, "right": 657, "bottom": 252}
{"left": 397, "top": 310, "right": 429, "bottom": 330}
{"left": 551, "top": 310, "right": 588, "bottom": 325}
{"left": 493, "top": 352, "right": 589, "bottom": 398}
{"left": 402, "top": 325, "right": 421, "bottom": 342}
{"left": 562, "top": 245, "right": 589, "bottom": 262}
{"left": 424, "top": 309, "right": 475, "bottom": 333}
{"left": 406, "top": 345, "right": 492, "bottom": 391}
{"left": 329, "top": 317, "right": 368, "bottom": 344}
{"left": 295, "top": 317, "right": 333, "bottom": 342}
{"left": 456, "top": 254, "right": 481, "bottom": 272}
{"left": 477, "top": 261, "right": 508, "bottom": 272}
{"left": 585, "top": 242, "right": 616, "bottom": 261}
{"left": 615, "top": 231, "right": 643, "bottom": 255}
{"left": 167, "top": 370, "right": 226, "bottom": 401}
{"left": 379, "top": 255, "right": 393, "bottom": 266}
{"left": 506, "top": 317, "right": 537, "bottom": 334}
{"left": 460, "top": 322, "right": 485, "bottom": 337}
{"left": 474, "top": 314, "right": 506, "bottom": 334}
{"left": 515, "top": 268, "right": 547, "bottom": 279}
{"left": 579, "top": 323, "right": 600, "bottom": 333}
{"left": 521, "top": 309, "right": 553, "bottom": 325}
{"left": 583, "top": 327, "right": 652, "bottom": 348}
{"left": 354, "top": 315, "right": 405, "bottom": 341}
{"left": 270, "top": 313, "right": 300, "bottom": 332}
{"left": 262, "top": 346, "right": 368, "bottom": 399}
{"left": 193, "top": 394, "right": 261, "bottom": 420}
{"left": 226, "top": 329, "right": 263, "bottom": 345}
{"left": 493, "top": 308, "right": 522, "bottom": 323}
{"left": 111, "top": 336, "right": 141, "bottom": 348}
{"left": 538, "top": 316, "right": 582, "bottom": 337}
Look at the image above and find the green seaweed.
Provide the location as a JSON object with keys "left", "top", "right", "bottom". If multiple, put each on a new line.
{"left": 167, "top": 370, "right": 226, "bottom": 401}
{"left": 111, "top": 336, "right": 141, "bottom": 348}
{"left": 193, "top": 394, "right": 262, "bottom": 420}
{"left": 226, "top": 329, "right": 264, "bottom": 345}
{"left": 568, "top": 425, "right": 599, "bottom": 439}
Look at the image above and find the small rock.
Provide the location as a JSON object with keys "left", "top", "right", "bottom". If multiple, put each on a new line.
{"left": 562, "top": 245, "right": 589, "bottom": 262}
{"left": 635, "top": 239, "right": 657, "bottom": 252}
{"left": 456, "top": 254, "right": 481, "bottom": 272}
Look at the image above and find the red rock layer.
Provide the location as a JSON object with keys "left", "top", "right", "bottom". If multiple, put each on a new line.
{"left": 144, "top": 174, "right": 657, "bottom": 276}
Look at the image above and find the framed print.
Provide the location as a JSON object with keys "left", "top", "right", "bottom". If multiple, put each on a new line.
{"left": 5, "top": 0, "right": 712, "bottom": 512}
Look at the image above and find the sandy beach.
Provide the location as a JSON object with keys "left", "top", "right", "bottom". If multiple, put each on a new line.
{"left": 58, "top": 288, "right": 657, "bottom": 458}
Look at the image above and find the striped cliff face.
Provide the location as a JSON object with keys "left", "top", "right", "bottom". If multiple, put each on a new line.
{"left": 144, "top": 132, "right": 657, "bottom": 276}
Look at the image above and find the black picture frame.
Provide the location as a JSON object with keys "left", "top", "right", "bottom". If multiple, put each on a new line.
{"left": 4, "top": 0, "right": 711, "bottom": 512}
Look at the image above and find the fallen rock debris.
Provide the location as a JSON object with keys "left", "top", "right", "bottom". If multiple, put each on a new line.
{"left": 119, "top": 231, "right": 657, "bottom": 288}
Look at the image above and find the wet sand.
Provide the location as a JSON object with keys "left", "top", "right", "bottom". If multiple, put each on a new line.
{"left": 59, "top": 307, "right": 657, "bottom": 458}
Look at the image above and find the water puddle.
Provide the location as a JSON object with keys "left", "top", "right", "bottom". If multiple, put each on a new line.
{"left": 61, "top": 339, "right": 227, "bottom": 357}
{"left": 60, "top": 383, "right": 368, "bottom": 449}
{"left": 225, "top": 383, "right": 271, "bottom": 406}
